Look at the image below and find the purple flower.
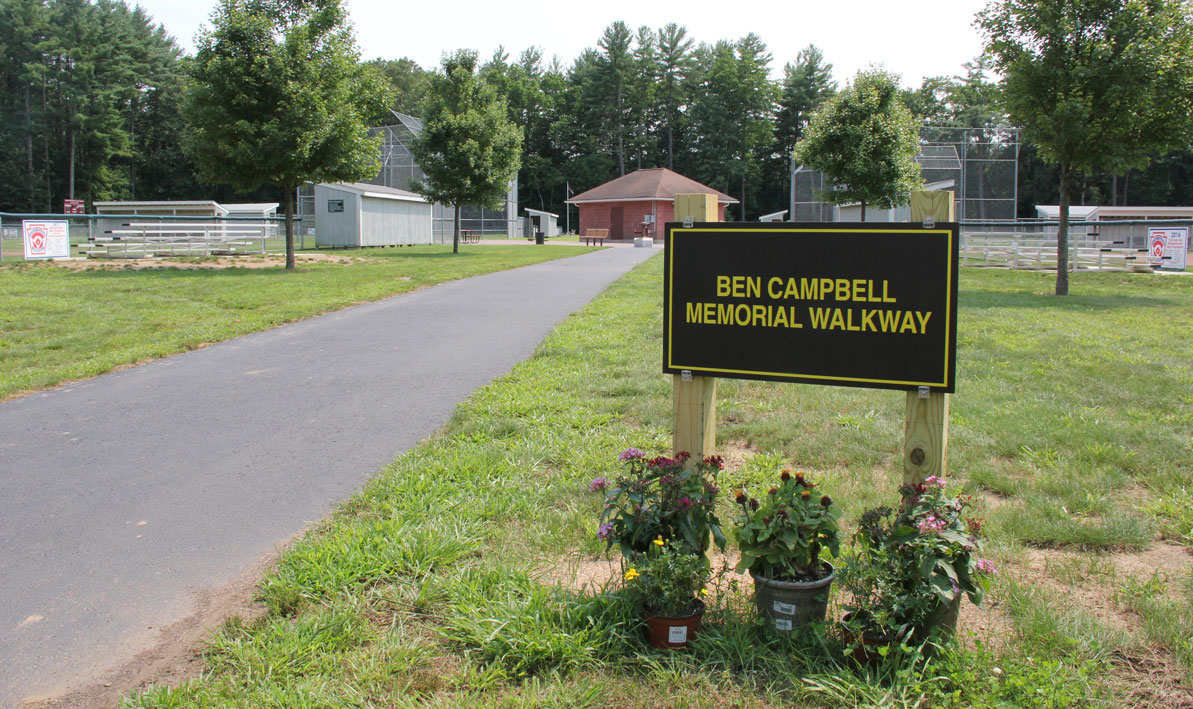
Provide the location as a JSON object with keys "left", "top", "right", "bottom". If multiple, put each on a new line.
{"left": 597, "top": 522, "right": 614, "bottom": 540}
{"left": 619, "top": 448, "right": 645, "bottom": 461}
{"left": 678, "top": 496, "right": 693, "bottom": 511}
{"left": 588, "top": 477, "right": 608, "bottom": 493}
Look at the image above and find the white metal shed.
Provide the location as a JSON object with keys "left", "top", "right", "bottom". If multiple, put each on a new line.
{"left": 314, "top": 182, "right": 432, "bottom": 247}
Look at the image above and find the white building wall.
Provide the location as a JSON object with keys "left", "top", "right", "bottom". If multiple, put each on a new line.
{"left": 314, "top": 185, "right": 362, "bottom": 247}
{"left": 360, "top": 196, "right": 432, "bottom": 246}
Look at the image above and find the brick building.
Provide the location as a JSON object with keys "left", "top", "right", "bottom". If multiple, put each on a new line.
{"left": 567, "top": 168, "right": 736, "bottom": 240}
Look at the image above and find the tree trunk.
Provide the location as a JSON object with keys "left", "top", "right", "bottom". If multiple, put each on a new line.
{"left": 26, "top": 83, "right": 35, "bottom": 212}
{"left": 284, "top": 185, "right": 296, "bottom": 271}
{"left": 667, "top": 123, "right": 674, "bottom": 170}
{"left": 740, "top": 173, "right": 746, "bottom": 221}
{"left": 453, "top": 203, "right": 460, "bottom": 254}
{"left": 68, "top": 127, "right": 75, "bottom": 200}
{"left": 860, "top": 199, "right": 866, "bottom": 222}
{"left": 1056, "top": 166, "right": 1071, "bottom": 296}
{"left": 616, "top": 84, "right": 625, "bottom": 176}
{"left": 42, "top": 74, "right": 51, "bottom": 212}
{"left": 129, "top": 95, "right": 138, "bottom": 199}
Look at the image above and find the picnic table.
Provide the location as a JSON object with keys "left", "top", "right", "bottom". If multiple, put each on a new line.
{"left": 460, "top": 229, "right": 480, "bottom": 244}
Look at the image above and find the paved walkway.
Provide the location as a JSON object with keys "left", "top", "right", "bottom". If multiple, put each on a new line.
{"left": 0, "top": 246, "right": 658, "bottom": 706}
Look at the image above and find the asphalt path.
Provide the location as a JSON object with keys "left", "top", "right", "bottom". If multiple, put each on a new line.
{"left": 0, "top": 245, "right": 658, "bottom": 706}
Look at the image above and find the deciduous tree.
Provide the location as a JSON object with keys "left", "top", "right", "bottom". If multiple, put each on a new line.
{"left": 409, "top": 49, "right": 521, "bottom": 254}
{"left": 794, "top": 67, "right": 922, "bottom": 220}
{"left": 185, "top": 0, "right": 390, "bottom": 269}
{"left": 980, "top": 0, "right": 1193, "bottom": 294}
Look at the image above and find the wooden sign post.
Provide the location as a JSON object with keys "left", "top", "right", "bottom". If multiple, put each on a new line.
{"left": 904, "top": 191, "right": 955, "bottom": 485}
{"left": 672, "top": 193, "right": 720, "bottom": 465}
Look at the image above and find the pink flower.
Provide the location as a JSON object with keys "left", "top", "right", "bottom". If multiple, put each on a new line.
{"left": 975, "top": 558, "right": 998, "bottom": 575}
{"left": 597, "top": 522, "right": 614, "bottom": 540}
{"left": 618, "top": 448, "right": 644, "bottom": 461}
{"left": 917, "top": 515, "right": 947, "bottom": 534}
{"left": 678, "top": 496, "right": 693, "bottom": 511}
{"left": 589, "top": 477, "right": 608, "bottom": 493}
{"left": 924, "top": 475, "right": 946, "bottom": 488}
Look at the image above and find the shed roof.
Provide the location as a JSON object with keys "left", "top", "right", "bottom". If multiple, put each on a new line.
{"left": 1036, "top": 204, "right": 1193, "bottom": 219}
{"left": 321, "top": 182, "right": 427, "bottom": 203}
{"left": 567, "top": 168, "right": 737, "bottom": 205}
{"left": 93, "top": 200, "right": 226, "bottom": 214}
{"left": 223, "top": 202, "right": 279, "bottom": 214}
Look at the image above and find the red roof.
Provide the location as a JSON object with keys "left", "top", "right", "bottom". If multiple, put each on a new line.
{"left": 567, "top": 168, "right": 737, "bottom": 204}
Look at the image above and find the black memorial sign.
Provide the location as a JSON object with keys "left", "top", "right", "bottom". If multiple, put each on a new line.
{"left": 663, "top": 222, "right": 958, "bottom": 392}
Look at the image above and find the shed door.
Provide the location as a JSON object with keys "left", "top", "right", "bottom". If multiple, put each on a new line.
{"left": 610, "top": 207, "right": 624, "bottom": 239}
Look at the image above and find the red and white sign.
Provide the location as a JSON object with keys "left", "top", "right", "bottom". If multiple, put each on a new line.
{"left": 23, "top": 220, "right": 71, "bottom": 260}
{"left": 63, "top": 199, "right": 84, "bottom": 214}
{"left": 1149, "top": 227, "right": 1188, "bottom": 271}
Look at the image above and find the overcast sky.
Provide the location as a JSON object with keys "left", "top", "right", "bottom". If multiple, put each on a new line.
{"left": 133, "top": 0, "right": 989, "bottom": 87}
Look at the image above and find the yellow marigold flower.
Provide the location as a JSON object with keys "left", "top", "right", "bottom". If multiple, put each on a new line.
{"left": 700, "top": 588, "right": 709, "bottom": 595}
{"left": 624, "top": 568, "right": 640, "bottom": 581}
{"left": 652, "top": 538, "right": 665, "bottom": 546}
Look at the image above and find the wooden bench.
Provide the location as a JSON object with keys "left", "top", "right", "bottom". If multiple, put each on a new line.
{"left": 582, "top": 228, "right": 608, "bottom": 246}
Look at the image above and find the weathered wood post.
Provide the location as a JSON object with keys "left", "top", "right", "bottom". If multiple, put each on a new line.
{"left": 904, "top": 190, "right": 955, "bottom": 485}
{"left": 672, "top": 193, "right": 720, "bottom": 466}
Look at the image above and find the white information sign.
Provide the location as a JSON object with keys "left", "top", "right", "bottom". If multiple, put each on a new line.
{"left": 1149, "top": 227, "right": 1188, "bottom": 271}
{"left": 23, "top": 220, "right": 71, "bottom": 260}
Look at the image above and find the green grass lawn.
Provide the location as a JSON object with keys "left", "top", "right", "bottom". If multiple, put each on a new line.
{"left": 0, "top": 245, "right": 596, "bottom": 400}
{"left": 113, "top": 261, "right": 1192, "bottom": 707}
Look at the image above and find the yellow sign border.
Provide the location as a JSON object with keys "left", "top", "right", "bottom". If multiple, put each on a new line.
{"left": 665, "top": 226, "right": 956, "bottom": 390}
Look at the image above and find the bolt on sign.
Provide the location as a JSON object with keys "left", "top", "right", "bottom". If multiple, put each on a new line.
{"left": 663, "top": 222, "right": 959, "bottom": 393}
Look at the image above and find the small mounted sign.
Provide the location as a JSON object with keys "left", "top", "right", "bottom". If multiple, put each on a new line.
{"left": 23, "top": 220, "right": 71, "bottom": 260}
{"left": 63, "top": 199, "right": 84, "bottom": 215}
{"left": 1149, "top": 226, "right": 1188, "bottom": 271}
{"left": 663, "top": 222, "right": 959, "bottom": 393}
{"left": 327, "top": 199, "right": 344, "bottom": 213}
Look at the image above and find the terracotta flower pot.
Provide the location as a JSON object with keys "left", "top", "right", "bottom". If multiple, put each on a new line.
{"left": 751, "top": 563, "right": 835, "bottom": 633}
{"left": 644, "top": 599, "right": 705, "bottom": 649}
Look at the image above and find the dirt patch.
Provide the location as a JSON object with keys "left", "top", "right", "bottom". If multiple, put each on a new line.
{"left": 41, "top": 252, "right": 361, "bottom": 271}
{"left": 1110, "top": 646, "right": 1193, "bottom": 708}
{"left": 718, "top": 440, "right": 760, "bottom": 471}
{"left": 1111, "top": 541, "right": 1191, "bottom": 588}
{"left": 23, "top": 545, "right": 288, "bottom": 709}
{"left": 1013, "top": 541, "right": 1193, "bottom": 703}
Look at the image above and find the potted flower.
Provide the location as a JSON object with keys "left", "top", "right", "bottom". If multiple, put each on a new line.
{"left": 596, "top": 449, "right": 726, "bottom": 558}
{"left": 593, "top": 449, "right": 725, "bottom": 647}
{"left": 839, "top": 476, "right": 997, "bottom": 661}
{"left": 621, "top": 537, "right": 711, "bottom": 648}
{"left": 732, "top": 469, "right": 840, "bottom": 633}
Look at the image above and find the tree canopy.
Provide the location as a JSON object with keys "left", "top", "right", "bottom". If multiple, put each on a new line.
{"left": 184, "top": 0, "right": 390, "bottom": 269}
{"left": 794, "top": 68, "right": 922, "bottom": 220}
{"left": 980, "top": 0, "right": 1193, "bottom": 294}
{"left": 409, "top": 50, "right": 522, "bottom": 253}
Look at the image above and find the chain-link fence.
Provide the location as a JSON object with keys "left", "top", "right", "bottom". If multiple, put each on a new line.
{"left": 0, "top": 213, "right": 309, "bottom": 262}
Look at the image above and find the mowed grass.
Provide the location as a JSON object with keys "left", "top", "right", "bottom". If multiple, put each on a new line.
{"left": 123, "top": 262, "right": 1193, "bottom": 707}
{"left": 0, "top": 245, "right": 596, "bottom": 400}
